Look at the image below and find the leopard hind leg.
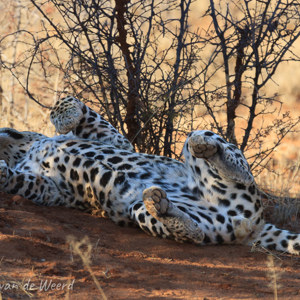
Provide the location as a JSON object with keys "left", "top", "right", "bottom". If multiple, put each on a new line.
{"left": 50, "top": 96, "right": 83, "bottom": 134}
{"left": 185, "top": 130, "right": 254, "bottom": 185}
{"left": 50, "top": 96, "right": 133, "bottom": 151}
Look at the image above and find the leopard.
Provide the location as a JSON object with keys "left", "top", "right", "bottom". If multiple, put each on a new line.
{"left": 0, "top": 95, "right": 299, "bottom": 255}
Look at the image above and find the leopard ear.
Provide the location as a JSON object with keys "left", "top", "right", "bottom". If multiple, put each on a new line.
{"left": 0, "top": 128, "right": 25, "bottom": 154}
{"left": 0, "top": 128, "right": 24, "bottom": 140}
{"left": 0, "top": 135, "right": 14, "bottom": 165}
{"left": 0, "top": 129, "right": 16, "bottom": 149}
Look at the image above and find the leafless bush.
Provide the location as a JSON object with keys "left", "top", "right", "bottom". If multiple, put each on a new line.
{"left": 200, "top": 0, "right": 300, "bottom": 174}
{"left": 1, "top": 0, "right": 299, "bottom": 174}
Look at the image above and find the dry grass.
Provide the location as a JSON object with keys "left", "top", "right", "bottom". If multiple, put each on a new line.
{"left": 266, "top": 255, "right": 281, "bottom": 300}
{"left": 67, "top": 235, "right": 107, "bottom": 300}
{"left": 257, "top": 157, "right": 300, "bottom": 226}
{"left": 257, "top": 157, "right": 300, "bottom": 197}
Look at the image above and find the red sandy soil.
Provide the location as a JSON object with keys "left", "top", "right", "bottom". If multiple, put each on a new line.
{"left": 0, "top": 192, "right": 300, "bottom": 300}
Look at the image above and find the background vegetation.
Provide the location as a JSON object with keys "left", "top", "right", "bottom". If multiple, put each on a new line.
{"left": 0, "top": 0, "right": 299, "bottom": 196}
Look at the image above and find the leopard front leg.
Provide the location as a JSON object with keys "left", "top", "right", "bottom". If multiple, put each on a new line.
{"left": 185, "top": 130, "right": 254, "bottom": 185}
{"left": 0, "top": 160, "right": 70, "bottom": 206}
{"left": 128, "top": 185, "right": 258, "bottom": 245}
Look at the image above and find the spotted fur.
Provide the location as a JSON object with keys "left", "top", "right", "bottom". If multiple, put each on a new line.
{"left": 0, "top": 96, "right": 299, "bottom": 254}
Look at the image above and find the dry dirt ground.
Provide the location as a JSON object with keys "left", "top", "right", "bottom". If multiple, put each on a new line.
{"left": 0, "top": 192, "right": 300, "bottom": 300}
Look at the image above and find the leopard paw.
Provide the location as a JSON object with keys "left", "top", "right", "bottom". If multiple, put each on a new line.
{"left": 188, "top": 135, "right": 218, "bottom": 159}
{"left": 143, "top": 186, "right": 170, "bottom": 219}
{"left": 232, "top": 217, "right": 254, "bottom": 242}
{"left": 143, "top": 186, "right": 204, "bottom": 244}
